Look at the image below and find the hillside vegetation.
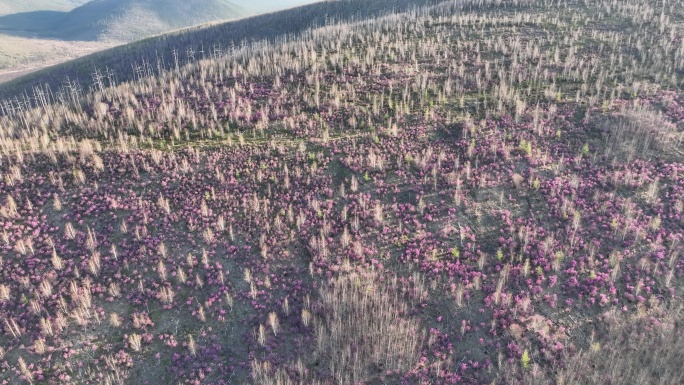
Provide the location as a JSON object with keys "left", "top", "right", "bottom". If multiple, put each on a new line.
{"left": 0, "top": 0, "right": 683, "bottom": 384}
{"left": 0, "top": 0, "right": 440, "bottom": 98}
{"left": 0, "top": 0, "right": 318, "bottom": 84}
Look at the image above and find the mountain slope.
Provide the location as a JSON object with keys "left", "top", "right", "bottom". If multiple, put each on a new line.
{"left": 0, "top": 0, "right": 249, "bottom": 42}
{"left": 0, "top": 0, "right": 683, "bottom": 384}
{"left": 0, "top": 0, "right": 322, "bottom": 84}
{"left": 0, "top": 0, "right": 88, "bottom": 16}
{"left": 56, "top": 0, "right": 248, "bottom": 42}
{"left": 0, "top": 0, "right": 311, "bottom": 40}
{"left": 232, "top": 0, "right": 319, "bottom": 14}
{"left": 0, "top": 0, "right": 441, "bottom": 99}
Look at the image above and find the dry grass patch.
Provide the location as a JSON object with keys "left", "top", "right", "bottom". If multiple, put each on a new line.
{"left": 602, "top": 103, "right": 682, "bottom": 163}
{"left": 499, "top": 303, "right": 684, "bottom": 385}
{"left": 314, "top": 272, "right": 424, "bottom": 384}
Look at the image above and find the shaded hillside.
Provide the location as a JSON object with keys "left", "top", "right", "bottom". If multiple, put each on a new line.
{"left": 0, "top": 0, "right": 248, "bottom": 42}
{"left": 0, "top": 0, "right": 312, "bottom": 39}
{"left": 57, "top": 0, "right": 248, "bottom": 42}
{"left": 0, "top": 0, "right": 320, "bottom": 84}
{"left": 0, "top": 11, "right": 66, "bottom": 35}
{"left": 0, "top": 0, "right": 440, "bottom": 101}
{"left": 0, "top": 0, "right": 88, "bottom": 16}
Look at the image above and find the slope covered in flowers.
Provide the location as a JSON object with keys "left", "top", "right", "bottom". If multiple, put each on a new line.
{"left": 0, "top": 0, "right": 683, "bottom": 384}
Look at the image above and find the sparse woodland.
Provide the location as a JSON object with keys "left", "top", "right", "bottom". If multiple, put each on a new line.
{"left": 0, "top": 0, "right": 684, "bottom": 384}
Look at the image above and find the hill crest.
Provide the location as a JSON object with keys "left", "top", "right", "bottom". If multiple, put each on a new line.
{"left": 0, "top": 0, "right": 250, "bottom": 42}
